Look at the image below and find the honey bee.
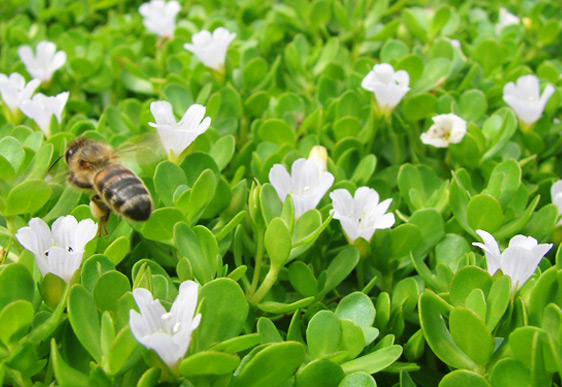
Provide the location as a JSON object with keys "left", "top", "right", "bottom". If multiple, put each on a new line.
{"left": 62, "top": 137, "right": 153, "bottom": 234}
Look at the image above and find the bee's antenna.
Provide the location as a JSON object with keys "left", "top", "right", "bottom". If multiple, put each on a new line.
{"left": 48, "top": 154, "right": 64, "bottom": 173}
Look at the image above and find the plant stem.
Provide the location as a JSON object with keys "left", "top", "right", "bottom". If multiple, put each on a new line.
{"left": 250, "top": 265, "right": 280, "bottom": 304}
{"left": 248, "top": 228, "right": 265, "bottom": 297}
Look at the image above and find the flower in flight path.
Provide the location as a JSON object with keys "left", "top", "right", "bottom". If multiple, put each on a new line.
{"left": 139, "top": 0, "right": 181, "bottom": 38}
{"left": 269, "top": 147, "right": 334, "bottom": 219}
{"left": 503, "top": 74, "right": 554, "bottom": 127}
{"left": 330, "top": 187, "right": 395, "bottom": 243}
{"left": 361, "top": 63, "right": 410, "bottom": 112}
{"left": 15, "top": 216, "right": 97, "bottom": 282}
{"left": 184, "top": 27, "right": 236, "bottom": 71}
{"left": 20, "top": 91, "right": 69, "bottom": 136}
{"left": 18, "top": 41, "right": 66, "bottom": 82}
{"left": 420, "top": 113, "right": 467, "bottom": 148}
{"left": 0, "top": 72, "right": 40, "bottom": 113}
{"left": 473, "top": 230, "right": 552, "bottom": 290}
{"left": 149, "top": 100, "right": 211, "bottom": 160}
{"left": 496, "top": 8, "right": 520, "bottom": 35}
{"left": 129, "top": 280, "right": 201, "bottom": 368}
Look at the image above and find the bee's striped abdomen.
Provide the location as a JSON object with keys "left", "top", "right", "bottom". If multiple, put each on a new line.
{"left": 94, "top": 164, "right": 152, "bottom": 221}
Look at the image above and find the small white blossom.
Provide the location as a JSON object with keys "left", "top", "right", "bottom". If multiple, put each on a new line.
{"left": 18, "top": 41, "right": 66, "bottom": 82}
{"left": 0, "top": 73, "right": 40, "bottom": 113}
{"left": 551, "top": 180, "right": 562, "bottom": 225}
{"left": 473, "top": 230, "right": 552, "bottom": 290}
{"left": 183, "top": 27, "right": 236, "bottom": 71}
{"left": 269, "top": 157, "right": 334, "bottom": 220}
{"left": 15, "top": 216, "right": 97, "bottom": 282}
{"left": 361, "top": 63, "right": 410, "bottom": 111}
{"left": 503, "top": 75, "right": 555, "bottom": 126}
{"left": 129, "top": 280, "right": 201, "bottom": 368}
{"left": 330, "top": 187, "right": 395, "bottom": 243}
{"left": 149, "top": 101, "right": 211, "bottom": 159}
{"left": 308, "top": 145, "right": 328, "bottom": 173}
{"left": 420, "top": 113, "right": 467, "bottom": 148}
{"left": 139, "top": 0, "right": 181, "bottom": 38}
{"left": 496, "top": 8, "right": 520, "bottom": 35}
{"left": 20, "top": 91, "right": 69, "bottom": 136}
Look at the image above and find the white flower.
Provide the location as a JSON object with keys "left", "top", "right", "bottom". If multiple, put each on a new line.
{"left": 183, "top": 27, "right": 236, "bottom": 71}
{"left": 330, "top": 187, "right": 395, "bottom": 243}
{"left": 496, "top": 8, "right": 520, "bottom": 35}
{"left": 149, "top": 101, "right": 211, "bottom": 158}
{"left": 0, "top": 73, "right": 40, "bottom": 113}
{"left": 308, "top": 145, "right": 328, "bottom": 173}
{"left": 551, "top": 180, "right": 562, "bottom": 225}
{"left": 15, "top": 216, "right": 97, "bottom": 282}
{"left": 473, "top": 230, "right": 552, "bottom": 290}
{"left": 129, "top": 280, "right": 201, "bottom": 368}
{"left": 139, "top": 0, "right": 181, "bottom": 38}
{"left": 20, "top": 92, "right": 69, "bottom": 135}
{"left": 269, "top": 158, "right": 334, "bottom": 219}
{"left": 420, "top": 113, "right": 467, "bottom": 148}
{"left": 361, "top": 63, "right": 410, "bottom": 111}
{"left": 18, "top": 41, "right": 66, "bottom": 82}
{"left": 503, "top": 75, "right": 555, "bottom": 126}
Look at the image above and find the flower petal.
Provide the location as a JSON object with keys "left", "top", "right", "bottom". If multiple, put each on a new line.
{"left": 269, "top": 164, "right": 291, "bottom": 202}
{"left": 150, "top": 101, "right": 177, "bottom": 126}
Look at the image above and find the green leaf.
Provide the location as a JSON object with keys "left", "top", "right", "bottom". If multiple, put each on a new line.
{"left": 258, "top": 119, "right": 296, "bottom": 146}
{"left": 459, "top": 90, "right": 487, "bottom": 122}
{"left": 68, "top": 284, "right": 102, "bottom": 363}
{"left": 258, "top": 317, "right": 283, "bottom": 343}
{"left": 473, "top": 39, "right": 502, "bottom": 74}
{"left": 187, "top": 169, "right": 217, "bottom": 224}
{"left": 440, "top": 370, "right": 491, "bottom": 387}
{"left": 288, "top": 261, "right": 318, "bottom": 297}
{"left": 402, "top": 93, "right": 437, "bottom": 121}
{"left": 141, "top": 207, "right": 186, "bottom": 242}
{"left": 490, "top": 358, "right": 531, "bottom": 387}
{"left": 338, "top": 372, "right": 377, "bottom": 387}
{"left": 467, "top": 194, "right": 504, "bottom": 233}
{"left": 0, "top": 300, "right": 34, "bottom": 345}
{"left": 296, "top": 359, "right": 345, "bottom": 387}
{"left": 450, "top": 266, "right": 492, "bottom": 307}
{"left": 486, "top": 276, "right": 511, "bottom": 331}
{"left": 196, "top": 278, "right": 249, "bottom": 351}
{"left": 230, "top": 342, "right": 306, "bottom": 387}
{"left": 108, "top": 326, "right": 141, "bottom": 375}
{"left": 340, "top": 345, "right": 402, "bottom": 374}
{"left": 50, "top": 339, "right": 89, "bottom": 387}
{"left": 162, "top": 83, "right": 193, "bottom": 116}
{"left": 209, "top": 333, "right": 262, "bottom": 354}
{"left": 93, "top": 271, "right": 131, "bottom": 312}
{"left": 174, "top": 222, "right": 214, "bottom": 284}
{"left": 210, "top": 134, "right": 235, "bottom": 171}
{"left": 154, "top": 160, "right": 187, "bottom": 207}
{"left": 410, "top": 58, "right": 451, "bottom": 94}
{"left": 419, "top": 290, "right": 475, "bottom": 369}
{"left": 4, "top": 179, "right": 51, "bottom": 216}
{"left": 335, "top": 292, "right": 376, "bottom": 329}
{"left": 318, "top": 247, "right": 360, "bottom": 299}
{"left": 180, "top": 351, "right": 240, "bottom": 376}
{"left": 449, "top": 306, "right": 494, "bottom": 365}
{"left": 307, "top": 310, "right": 342, "bottom": 359}
{"left": 265, "top": 217, "right": 291, "bottom": 268}
{"left": 0, "top": 136, "right": 25, "bottom": 174}
{"left": 0, "top": 264, "right": 34, "bottom": 309}
{"left": 103, "top": 236, "right": 130, "bottom": 266}
{"left": 257, "top": 297, "right": 315, "bottom": 314}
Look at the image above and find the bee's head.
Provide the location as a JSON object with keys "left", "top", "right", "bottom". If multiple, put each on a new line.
{"left": 65, "top": 138, "right": 89, "bottom": 164}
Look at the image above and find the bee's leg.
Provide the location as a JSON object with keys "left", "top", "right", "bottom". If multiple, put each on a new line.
{"left": 89, "top": 195, "right": 110, "bottom": 237}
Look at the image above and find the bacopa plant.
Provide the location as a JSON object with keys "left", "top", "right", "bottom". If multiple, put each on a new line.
{"left": 0, "top": 0, "right": 561, "bottom": 386}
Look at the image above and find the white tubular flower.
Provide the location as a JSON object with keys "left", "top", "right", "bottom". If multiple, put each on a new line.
{"left": 15, "top": 216, "right": 97, "bottom": 282}
{"left": 361, "top": 63, "right": 410, "bottom": 111}
{"left": 551, "top": 180, "right": 562, "bottom": 225}
{"left": 139, "top": 0, "right": 181, "bottom": 38}
{"left": 420, "top": 113, "right": 467, "bottom": 148}
{"left": 269, "top": 158, "right": 335, "bottom": 219}
{"left": 20, "top": 92, "right": 69, "bottom": 136}
{"left": 503, "top": 75, "right": 555, "bottom": 126}
{"left": 496, "top": 8, "right": 520, "bottom": 35}
{"left": 18, "top": 41, "right": 66, "bottom": 82}
{"left": 0, "top": 73, "right": 40, "bottom": 113}
{"left": 473, "top": 230, "right": 552, "bottom": 290}
{"left": 183, "top": 27, "right": 236, "bottom": 71}
{"left": 330, "top": 187, "right": 395, "bottom": 243}
{"left": 129, "top": 280, "right": 201, "bottom": 368}
{"left": 149, "top": 101, "right": 211, "bottom": 159}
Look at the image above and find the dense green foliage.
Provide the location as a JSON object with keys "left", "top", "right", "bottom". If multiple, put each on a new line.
{"left": 1, "top": 0, "right": 562, "bottom": 386}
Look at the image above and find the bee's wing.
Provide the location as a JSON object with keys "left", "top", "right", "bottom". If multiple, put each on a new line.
{"left": 113, "top": 133, "right": 166, "bottom": 169}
